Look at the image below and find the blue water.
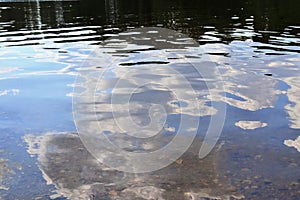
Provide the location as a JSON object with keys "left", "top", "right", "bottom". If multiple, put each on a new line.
{"left": 0, "top": 0, "right": 299, "bottom": 199}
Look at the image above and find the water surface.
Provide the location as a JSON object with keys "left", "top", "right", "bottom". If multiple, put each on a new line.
{"left": 0, "top": 0, "right": 299, "bottom": 199}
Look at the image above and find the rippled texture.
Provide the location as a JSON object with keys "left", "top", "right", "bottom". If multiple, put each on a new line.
{"left": 0, "top": 0, "right": 299, "bottom": 199}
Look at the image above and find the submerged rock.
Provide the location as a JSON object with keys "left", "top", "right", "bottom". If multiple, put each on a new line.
{"left": 0, "top": 158, "right": 10, "bottom": 191}
{"left": 185, "top": 188, "right": 245, "bottom": 200}
{"left": 23, "top": 132, "right": 241, "bottom": 200}
{"left": 122, "top": 186, "right": 165, "bottom": 200}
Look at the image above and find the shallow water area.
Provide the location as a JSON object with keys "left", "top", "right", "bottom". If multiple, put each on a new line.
{"left": 0, "top": 0, "right": 299, "bottom": 199}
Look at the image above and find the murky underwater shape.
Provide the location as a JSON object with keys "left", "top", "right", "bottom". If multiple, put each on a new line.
{"left": 0, "top": 0, "right": 299, "bottom": 199}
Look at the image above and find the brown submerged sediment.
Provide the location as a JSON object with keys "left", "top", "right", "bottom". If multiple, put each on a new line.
{"left": 24, "top": 132, "right": 244, "bottom": 200}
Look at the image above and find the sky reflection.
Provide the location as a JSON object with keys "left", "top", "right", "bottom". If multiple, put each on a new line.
{"left": 0, "top": 0, "right": 299, "bottom": 199}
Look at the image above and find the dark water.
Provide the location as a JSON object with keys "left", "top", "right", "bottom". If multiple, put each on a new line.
{"left": 0, "top": 0, "right": 300, "bottom": 199}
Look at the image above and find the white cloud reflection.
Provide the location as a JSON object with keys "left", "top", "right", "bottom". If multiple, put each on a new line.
{"left": 235, "top": 121, "right": 267, "bottom": 130}
{"left": 203, "top": 41, "right": 300, "bottom": 130}
{"left": 203, "top": 43, "right": 279, "bottom": 112}
{"left": 284, "top": 136, "right": 300, "bottom": 153}
{"left": 283, "top": 76, "right": 300, "bottom": 129}
{"left": 0, "top": 89, "right": 19, "bottom": 96}
{"left": 72, "top": 28, "right": 227, "bottom": 172}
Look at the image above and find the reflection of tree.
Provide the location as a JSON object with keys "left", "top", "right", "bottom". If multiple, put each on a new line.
{"left": 2, "top": 0, "right": 300, "bottom": 39}
{"left": 105, "top": 0, "right": 118, "bottom": 24}
{"left": 24, "top": 0, "right": 42, "bottom": 30}
{"left": 22, "top": 0, "right": 65, "bottom": 30}
{"left": 54, "top": 0, "right": 64, "bottom": 27}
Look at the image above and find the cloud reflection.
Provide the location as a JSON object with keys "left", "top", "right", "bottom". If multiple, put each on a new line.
{"left": 235, "top": 120, "right": 267, "bottom": 130}
{"left": 284, "top": 136, "right": 300, "bottom": 153}
{"left": 0, "top": 89, "right": 19, "bottom": 96}
{"left": 73, "top": 27, "right": 227, "bottom": 172}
